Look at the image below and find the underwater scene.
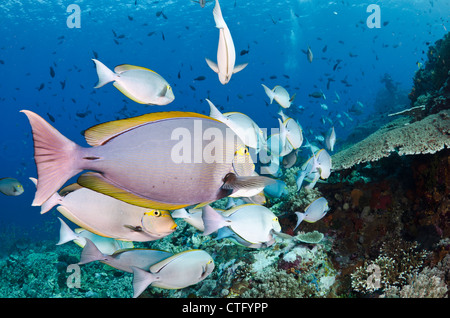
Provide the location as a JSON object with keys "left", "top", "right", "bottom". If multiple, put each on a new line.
{"left": 0, "top": 0, "right": 449, "bottom": 306}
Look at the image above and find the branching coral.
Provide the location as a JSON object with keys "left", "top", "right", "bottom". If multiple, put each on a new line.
{"left": 351, "top": 239, "right": 429, "bottom": 294}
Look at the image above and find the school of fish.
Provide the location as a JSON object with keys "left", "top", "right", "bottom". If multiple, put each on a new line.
{"left": 12, "top": 0, "right": 337, "bottom": 298}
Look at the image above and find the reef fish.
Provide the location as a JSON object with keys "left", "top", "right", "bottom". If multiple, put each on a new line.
{"left": 205, "top": 0, "right": 248, "bottom": 84}
{"left": 325, "top": 126, "right": 336, "bottom": 152}
{"left": 306, "top": 46, "right": 313, "bottom": 63}
{"left": 0, "top": 178, "right": 24, "bottom": 196}
{"left": 29, "top": 178, "right": 177, "bottom": 242}
{"left": 79, "top": 238, "right": 173, "bottom": 273}
{"left": 207, "top": 99, "right": 266, "bottom": 152}
{"left": 294, "top": 197, "right": 330, "bottom": 230}
{"left": 21, "top": 110, "right": 274, "bottom": 210}
{"left": 202, "top": 204, "right": 283, "bottom": 248}
{"left": 91, "top": 59, "right": 174, "bottom": 105}
{"left": 131, "top": 249, "right": 214, "bottom": 297}
{"left": 56, "top": 217, "right": 134, "bottom": 255}
{"left": 261, "top": 84, "right": 296, "bottom": 109}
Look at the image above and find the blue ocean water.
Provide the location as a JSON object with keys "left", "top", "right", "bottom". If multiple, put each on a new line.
{"left": 0, "top": 0, "right": 448, "bottom": 299}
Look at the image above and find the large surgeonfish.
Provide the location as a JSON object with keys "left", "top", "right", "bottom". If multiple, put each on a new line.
{"left": 202, "top": 204, "right": 286, "bottom": 248}
{"left": 29, "top": 178, "right": 176, "bottom": 242}
{"left": 131, "top": 249, "right": 214, "bottom": 297}
{"left": 205, "top": 0, "right": 248, "bottom": 84}
{"left": 0, "top": 177, "right": 24, "bottom": 196}
{"left": 294, "top": 197, "right": 330, "bottom": 230}
{"left": 21, "top": 110, "right": 275, "bottom": 210}
{"left": 56, "top": 217, "right": 134, "bottom": 255}
{"left": 78, "top": 238, "right": 173, "bottom": 273}
{"left": 91, "top": 59, "right": 174, "bottom": 105}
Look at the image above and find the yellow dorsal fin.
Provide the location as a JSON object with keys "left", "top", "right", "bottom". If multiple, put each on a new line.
{"left": 77, "top": 172, "right": 191, "bottom": 211}
{"left": 84, "top": 111, "right": 215, "bottom": 146}
{"left": 114, "top": 64, "right": 156, "bottom": 74}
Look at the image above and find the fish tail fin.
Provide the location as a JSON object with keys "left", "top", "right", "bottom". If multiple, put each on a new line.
{"left": 78, "top": 238, "right": 106, "bottom": 265}
{"left": 294, "top": 212, "right": 306, "bottom": 231}
{"left": 28, "top": 177, "right": 62, "bottom": 214}
{"left": 56, "top": 217, "right": 79, "bottom": 245}
{"left": 261, "top": 84, "right": 274, "bottom": 104}
{"left": 92, "top": 59, "right": 116, "bottom": 88}
{"left": 132, "top": 266, "right": 156, "bottom": 298}
{"left": 21, "top": 110, "right": 82, "bottom": 206}
{"left": 201, "top": 205, "right": 230, "bottom": 236}
{"left": 212, "top": 0, "right": 226, "bottom": 29}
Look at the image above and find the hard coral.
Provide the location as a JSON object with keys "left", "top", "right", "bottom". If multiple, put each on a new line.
{"left": 332, "top": 109, "right": 450, "bottom": 171}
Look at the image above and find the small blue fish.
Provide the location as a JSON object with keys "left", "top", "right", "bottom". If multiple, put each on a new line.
{"left": 294, "top": 197, "right": 330, "bottom": 230}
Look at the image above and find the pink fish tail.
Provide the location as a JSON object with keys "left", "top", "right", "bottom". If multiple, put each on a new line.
{"left": 201, "top": 205, "right": 230, "bottom": 236}
{"left": 78, "top": 238, "right": 106, "bottom": 265}
{"left": 132, "top": 266, "right": 156, "bottom": 298}
{"left": 21, "top": 110, "right": 82, "bottom": 206}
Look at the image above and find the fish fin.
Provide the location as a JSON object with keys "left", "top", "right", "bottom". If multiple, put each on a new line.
{"left": 205, "top": 58, "right": 219, "bottom": 73}
{"left": 272, "top": 230, "right": 294, "bottom": 240}
{"left": 21, "top": 110, "right": 82, "bottom": 206}
{"left": 171, "top": 208, "right": 190, "bottom": 219}
{"left": 92, "top": 59, "right": 116, "bottom": 88}
{"left": 132, "top": 266, "right": 156, "bottom": 298}
{"left": 212, "top": 0, "right": 226, "bottom": 29}
{"left": 58, "top": 183, "right": 83, "bottom": 197}
{"left": 294, "top": 212, "right": 305, "bottom": 231}
{"left": 77, "top": 172, "right": 188, "bottom": 210}
{"left": 114, "top": 64, "right": 156, "bottom": 74}
{"left": 84, "top": 111, "right": 214, "bottom": 146}
{"left": 201, "top": 205, "right": 231, "bottom": 236}
{"left": 192, "top": 201, "right": 214, "bottom": 209}
{"left": 289, "top": 93, "right": 297, "bottom": 103}
{"left": 113, "top": 81, "right": 147, "bottom": 104}
{"left": 157, "top": 85, "right": 168, "bottom": 97}
{"left": 206, "top": 99, "right": 226, "bottom": 121}
{"left": 261, "top": 84, "right": 274, "bottom": 104}
{"left": 56, "top": 217, "right": 79, "bottom": 245}
{"left": 232, "top": 63, "right": 248, "bottom": 74}
{"left": 222, "top": 173, "right": 276, "bottom": 194}
{"left": 29, "top": 177, "right": 61, "bottom": 214}
{"left": 78, "top": 238, "right": 107, "bottom": 265}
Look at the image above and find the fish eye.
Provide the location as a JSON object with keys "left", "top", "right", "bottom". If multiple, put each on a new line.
{"left": 153, "top": 210, "right": 161, "bottom": 216}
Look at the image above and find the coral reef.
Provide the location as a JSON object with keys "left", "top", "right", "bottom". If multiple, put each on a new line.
{"left": 350, "top": 239, "right": 429, "bottom": 294}
{"left": 332, "top": 109, "right": 450, "bottom": 171}
{"left": 409, "top": 31, "right": 450, "bottom": 116}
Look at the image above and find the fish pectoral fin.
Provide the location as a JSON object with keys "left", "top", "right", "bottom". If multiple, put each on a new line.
{"left": 77, "top": 172, "right": 187, "bottom": 210}
{"left": 232, "top": 63, "right": 248, "bottom": 74}
{"left": 221, "top": 173, "right": 276, "bottom": 192}
{"left": 157, "top": 85, "right": 168, "bottom": 97}
{"left": 272, "top": 230, "right": 294, "bottom": 240}
{"left": 205, "top": 58, "right": 219, "bottom": 73}
{"left": 124, "top": 225, "right": 143, "bottom": 232}
{"left": 289, "top": 93, "right": 297, "bottom": 103}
